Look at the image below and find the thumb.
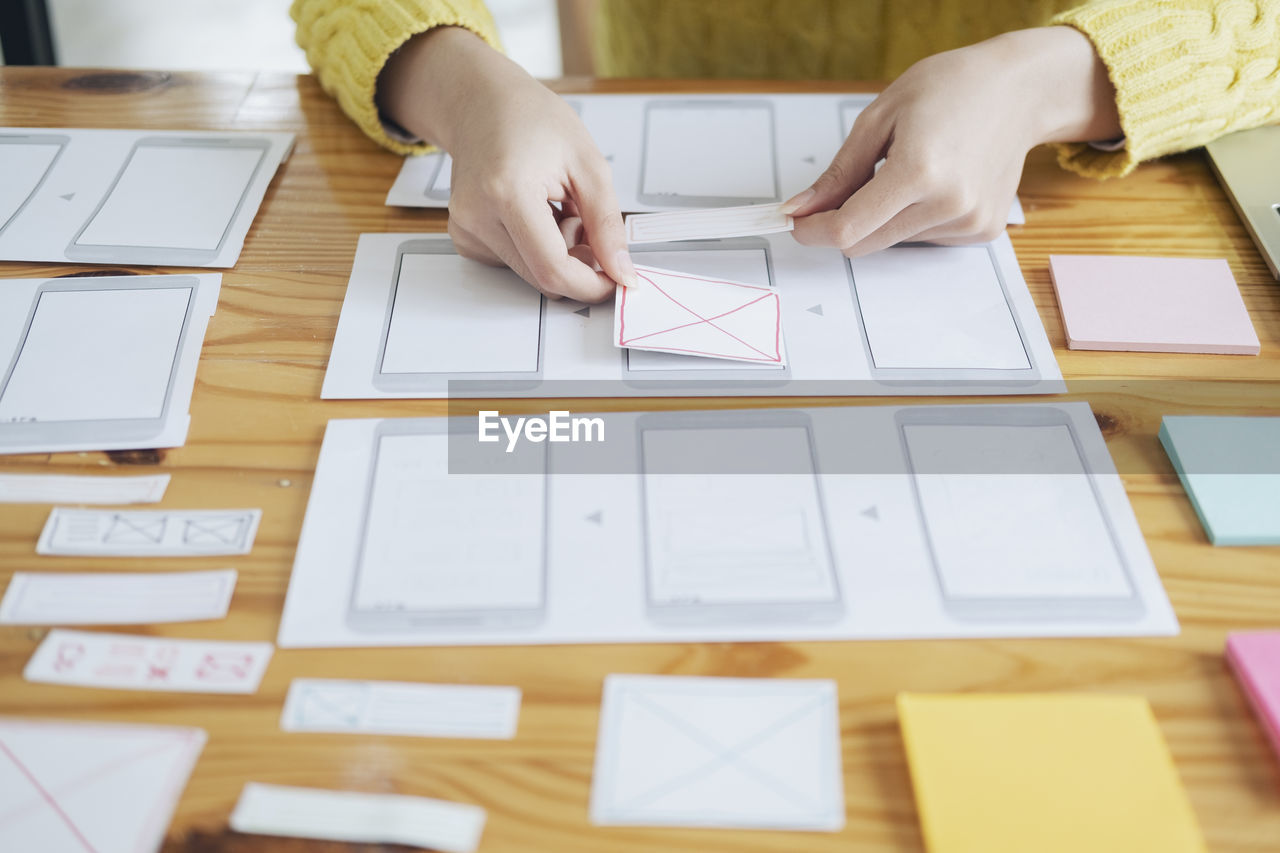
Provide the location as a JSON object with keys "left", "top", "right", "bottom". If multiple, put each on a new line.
{"left": 575, "top": 163, "right": 638, "bottom": 289}
{"left": 782, "top": 110, "right": 890, "bottom": 217}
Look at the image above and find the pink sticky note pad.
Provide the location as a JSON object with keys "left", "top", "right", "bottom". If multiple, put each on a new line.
{"left": 1048, "top": 255, "right": 1259, "bottom": 354}
{"left": 1226, "top": 631, "right": 1280, "bottom": 760}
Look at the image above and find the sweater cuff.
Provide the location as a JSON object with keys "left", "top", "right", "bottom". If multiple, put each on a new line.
{"left": 1051, "top": 0, "right": 1280, "bottom": 178}
{"left": 293, "top": 0, "right": 503, "bottom": 156}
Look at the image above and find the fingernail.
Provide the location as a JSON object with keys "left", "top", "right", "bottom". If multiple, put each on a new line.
{"left": 778, "top": 188, "right": 814, "bottom": 215}
{"left": 614, "top": 249, "right": 641, "bottom": 288}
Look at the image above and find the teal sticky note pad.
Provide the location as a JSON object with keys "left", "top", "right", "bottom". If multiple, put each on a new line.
{"left": 1159, "top": 416, "right": 1280, "bottom": 546}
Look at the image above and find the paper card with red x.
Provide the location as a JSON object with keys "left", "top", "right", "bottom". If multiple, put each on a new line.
{"left": 0, "top": 717, "right": 205, "bottom": 853}
{"left": 614, "top": 264, "right": 786, "bottom": 364}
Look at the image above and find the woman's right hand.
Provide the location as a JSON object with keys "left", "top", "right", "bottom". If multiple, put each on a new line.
{"left": 378, "top": 26, "right": 636, "bottom": 302}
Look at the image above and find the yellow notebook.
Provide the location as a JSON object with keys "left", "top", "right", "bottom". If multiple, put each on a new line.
{"left": 897, "top": 693, "right": 1206, "bottom": 853}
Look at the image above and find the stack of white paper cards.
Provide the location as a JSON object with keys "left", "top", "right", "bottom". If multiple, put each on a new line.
{"left": 0, "top": 274, "right": 220, "bottom": 455}
{"left": 0, "top": 717, "right": 205, "bottom": 853}
{"left": 0, "top": 128, "right": 293, "bottom": 267}
{"left": 625, "top": 203, "right": 794, "bottom": 244}
{"left": 277, "top": 402, "right": 1178, "bottom": 649}
{"left": 591, "top": 675, "right": 844, "bottom": 831}
{"left": 385, "top": 93, "right": 1024, "bottom": 225}
{"left": 322, "top": 233, "right": 1060, "bottom": 399}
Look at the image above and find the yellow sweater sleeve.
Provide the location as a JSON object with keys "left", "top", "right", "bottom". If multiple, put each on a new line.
{"left": 291, "top": 0, "right": 502, "bottom": 154}
{"left": 1052, "top": 0, "right": 1280, "bottom": 177}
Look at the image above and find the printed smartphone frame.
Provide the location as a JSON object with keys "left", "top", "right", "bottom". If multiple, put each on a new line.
{"left": 371, "top": 239, "right": 548, "bottom": 393}
{"left": 65, "top": 135, "right": 270, "bottom": 265}
{"left": 636, "top": 409, "right": 844, "bottom": 627}
{"left": 896, "top": 405, "right": 1144, "bottom": 622}
{"left": 621, "top": 237, "right": 792, "bottom": 389}
{"left": 637, "top": 99, "right": 780, "bottom": 207}
{"left": 845, "top": 243, "right": 1041, "bottom": 388}
{"left": 0, "top": 276, "right": 198, "bottom": 447}
{"left": 345, "top": 417, "right": 550, "bottom": 633}
{"left": 0, "top": 133, "right": 70, "bottom": 237}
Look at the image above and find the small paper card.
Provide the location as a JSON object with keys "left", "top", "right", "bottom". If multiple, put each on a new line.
{"left": 625, "top": 203, "right": 794, "bottom": 244}
{"left": 0, "top": 717, "right": 206, "bottom": 853}
{"left": 24, "top": 629, "right": 273, "bottom": 694}
{"left": 37, "top": 508, "right": 261, "bottom": 556}
{"left": 229, "top": 783, "right": 486, "bottom": 853}
{"left": 1226, "top": 631, "right": 1280, "bottom": 760}
{"left": 590, "top": 675, "right": 844, "bottom": 831}
{"left": 281, "top": 679, "right": 521, "bottom": 739}
{"left": 0, "top": 473, "right": 169, "bottom": 504}
{"left": 0, "top": 569, "right": 236, "bottom": 625}
{"left": 614, "top": 264, "right": 786, "bottom": 364}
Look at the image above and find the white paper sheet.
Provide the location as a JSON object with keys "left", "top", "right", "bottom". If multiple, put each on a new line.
{"left": 25, "top": 630, "right": 273, "bottom": 694}
{"left": 37, "top": 508, "right": 261, "bottom": 557}
{"left": 0, "top": 717, "right": 205, "bottom": 853}
{"left": 322, "top": 232, "right": 1061, "bottom": 399}
{"left": 0, "top": 473, "right": 169, "bottom": 504}
{"left": 229, "top": 783, "right": 485, "bottom": 853}
{"left": 0, "top": 569, "right": 236, "bottom": 625}
{"left": 386, "top": 93, "right": 1026, "bottom": 225}
{"left": 0, "top": 128, "right": 293, "bottom": 267}
{"left": 281, "top": 679, "right": 521, "bottom": 739}
{"left": 626, "top": 203, "right": 794, "bottom": 244}
{"left": 615, "top": 264, "right": 786, "bottom": 364}
{"left": 276, "top": 404, "right": 1179, "bottom": 648}
{"left": 591, "top": 675, "right": 844, "bottom": 831}
{"left": 0, "top": 274, "right": 220, "bottom": 456}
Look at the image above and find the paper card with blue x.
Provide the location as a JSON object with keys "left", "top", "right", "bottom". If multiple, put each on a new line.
{"left": 590, "top": 675, "right": 844, "bottom": 831}
{"left": 614, "top": 264, "right": 787, "bottom": 365}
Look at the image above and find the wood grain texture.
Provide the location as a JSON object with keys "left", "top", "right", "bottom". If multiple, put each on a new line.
{"left": 1, "top": 69, "right": 1279, "bottom": 852}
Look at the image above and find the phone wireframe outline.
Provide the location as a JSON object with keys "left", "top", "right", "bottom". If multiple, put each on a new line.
{"left": 620, "top": 237, "right": 792, "bottom": 390}
{"left": 637, "top": 99, "right": 780, "bottom": 207}
{"left": 65, "top": 135, "right": 270, "bottom": 265}
{"left": 0, "top": 133, "right": 70, "bottom": 238}
{"left": 345, "top": 417, "right": 550, "bottom": 633}
{"left": 371, "top": 239, "right": 548, "bottom": 393}
{"left": 845, "top": 243, "right": 1041, "bottom": 387}
{"left": 0, "top": 276, "right": 198, "bottom": 447}
{"left": 636, "top": 409, "right": 844, "bottom": 627}
{"left": 896, "top": 405, "right": 1144, "bottom": 622}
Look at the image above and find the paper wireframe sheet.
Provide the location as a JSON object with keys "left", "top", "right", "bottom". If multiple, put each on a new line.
{"left": 0, "top": 274, "right": 220, "bottom": 455}
{"left": 385, "top": 93, "right": 1025, "bottom": 226}
{"left": 0, "top": 717, "right": 205, "bottom": 853}
{"left": 0, "top": 569, "right": 236, "bottom": 625}
{"left": 591, "top": 675, "right": 844, "bottom": 831}
{"left": 615, "top": 264, "right": 786, "bottom": 364}
{"left": 280, "top": 679, "right": 521, "bottom": 739}
{"left": 0, "top": 128, "right": 293, "bottom": 267}
{"left": 0, "top": 473, "right": 169, "bottom": 504}
{"left": 276, "top": 403, "right": 1178, "bottom": 648}
{"left": 321, "top": 232, "right": 1061, "bottom": 399}
{"left": 37, "top": 508, "right": 262, "bottom": 557}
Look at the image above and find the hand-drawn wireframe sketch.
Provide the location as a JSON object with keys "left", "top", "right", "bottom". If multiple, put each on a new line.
{"left": 37, "top": 508, "right": 261, "bottom": 557}
{"left": 590, "top": 675, "right": 845, "bottom": 831}
{"left": 104, "top": 513, "right": 167, "bottom": 545}
{"left": 281, "top": 679, "right": 521, "bottom": 739}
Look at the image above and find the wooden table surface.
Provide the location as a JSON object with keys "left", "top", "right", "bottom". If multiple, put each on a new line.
{"left": 1, "top": 68, "right": 1278, "bottom": 852}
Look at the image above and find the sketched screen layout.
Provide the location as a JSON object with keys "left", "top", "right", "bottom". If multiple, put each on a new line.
{"left": 0, "top": 282, "right": 193, "bottom": 427}
{"left": 900, "top": 411, "right": 1140, "bottom": 619}
{"left": 72, "top": 139, "right": 266, "bottom": 253}
{"left": 0, "top": 134, "right": 66, "bottom": 235}
{"left": 639, "top": 100, "right": 779, "bottom": 206}
{"left": 847, "top": 244, "right": 1035, "bottom": 379}
{"left": 374, "top": 245, "right": 547, "bottom": 392}
{"left": 638, "top": 419, "right": 841, "bottom": 623}
{"left": 349, "top": 426, "right": 548, "bottom": 626}
{"left": 623, "top": 240, "right": 790, "bottom": 383}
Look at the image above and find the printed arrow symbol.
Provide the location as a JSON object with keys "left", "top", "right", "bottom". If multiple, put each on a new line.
{"left": 586, "top": 510, "right": 603, "bottom": 525}
{"left": 605, "top": 154, "right": 615, "bottom": 162}
{"left": 574, "top": 306, "right": 590, "bottom": 318}
{"left": 861, "top": 505, "right": 879, "bottom": 521}
{"left": 59, "top": 192, "right": 75, "bottom": 201}
{"left": 807, "top": 304, "right": 824, "bottom": 316}
{"left": 802, "top": 155, "right": 816, "bottom": 164}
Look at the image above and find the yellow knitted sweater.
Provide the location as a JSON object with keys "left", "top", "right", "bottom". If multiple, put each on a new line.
{"left": 291, "top": 0, "right": 1280, "bottom": 178}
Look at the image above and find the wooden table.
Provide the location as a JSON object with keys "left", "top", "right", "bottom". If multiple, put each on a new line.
{"left": 1, "top": 68, "right": 1278, "bottom": 852}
